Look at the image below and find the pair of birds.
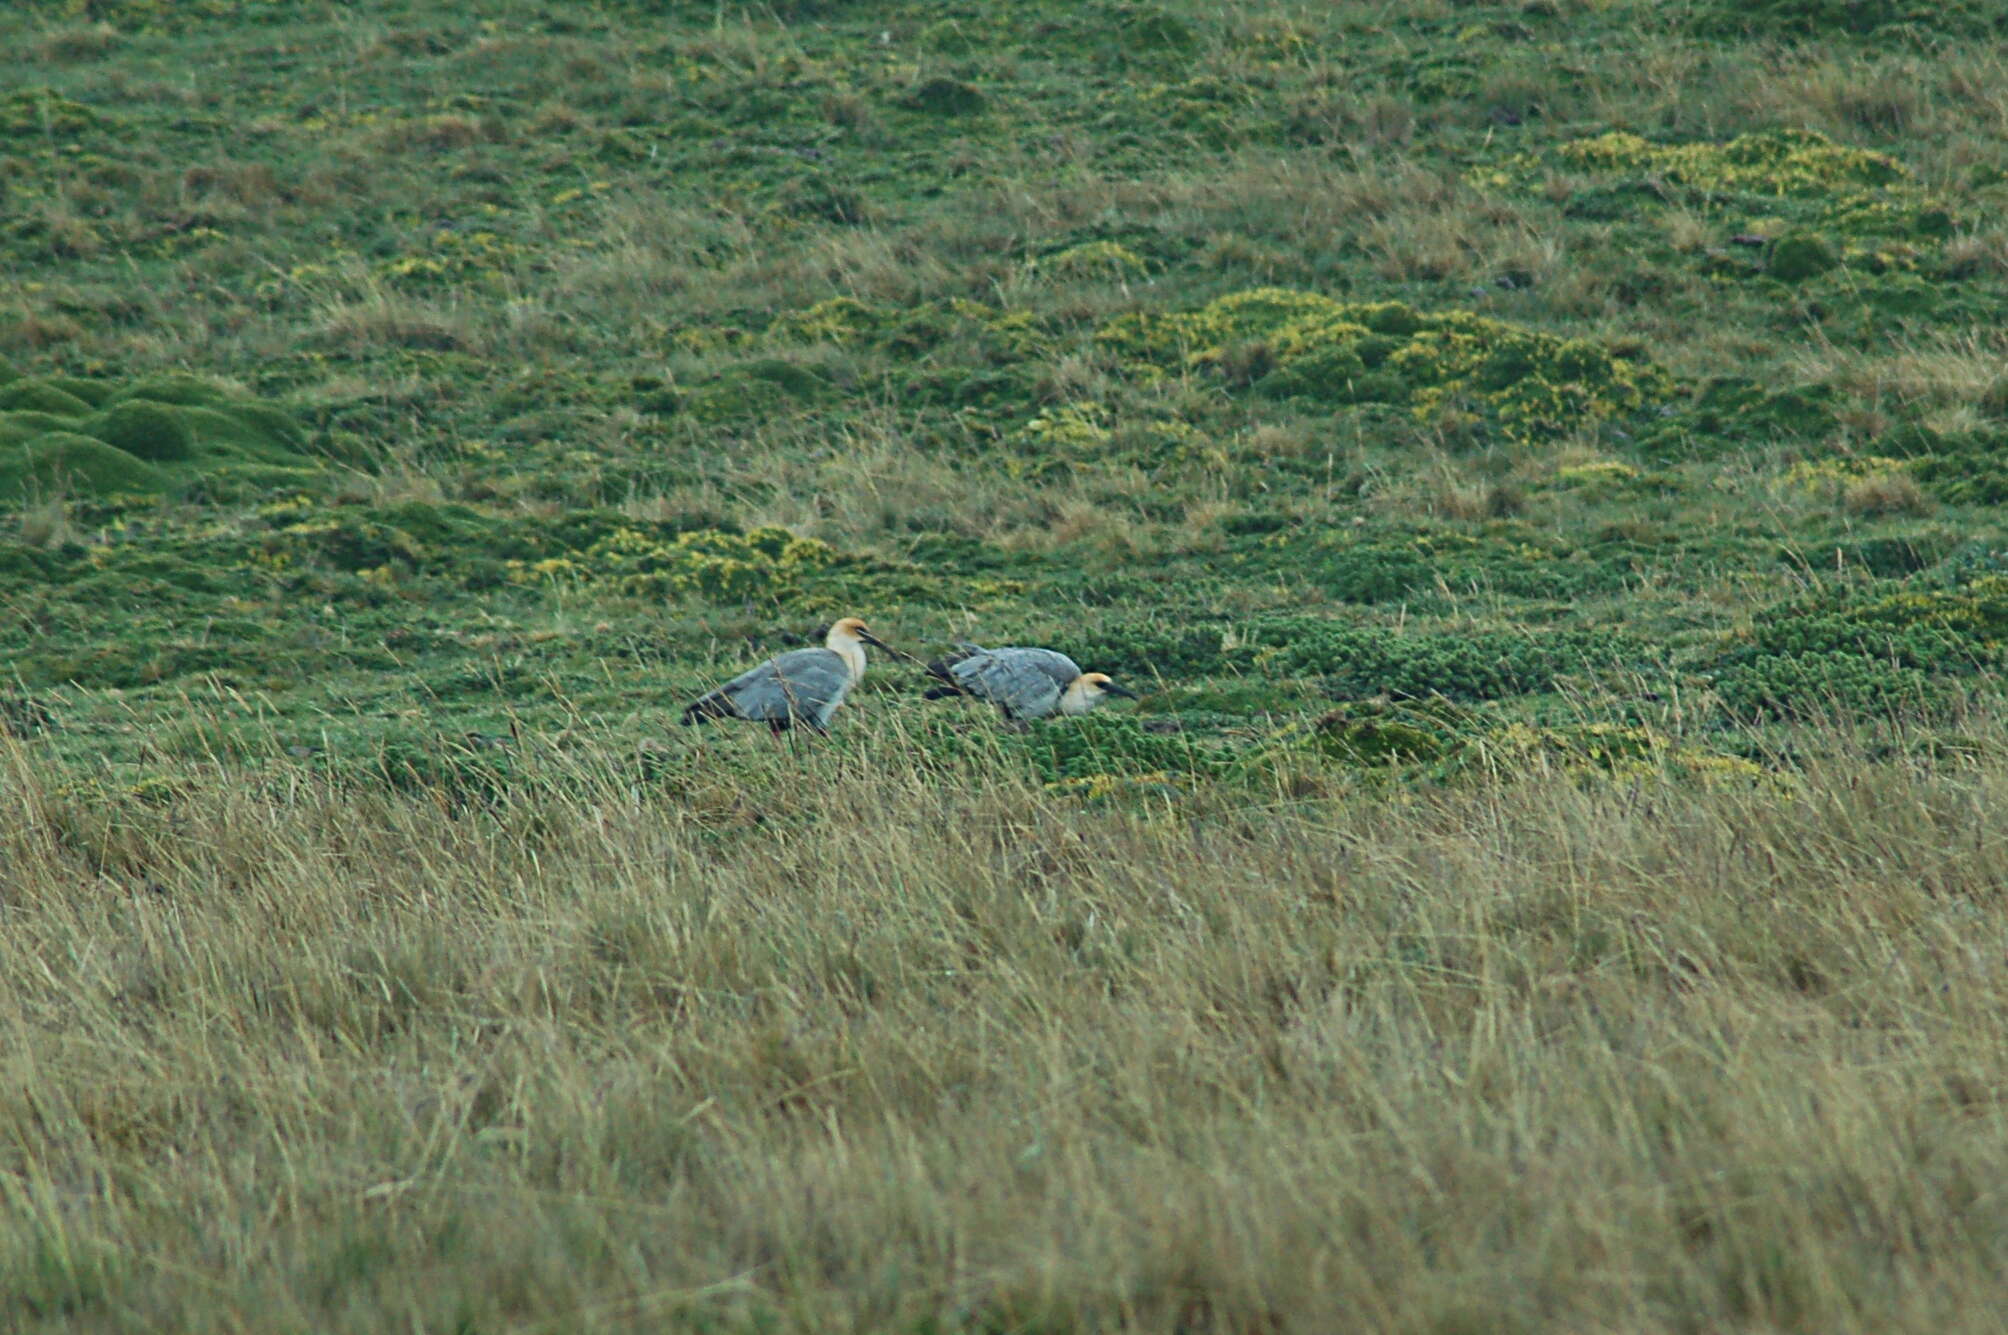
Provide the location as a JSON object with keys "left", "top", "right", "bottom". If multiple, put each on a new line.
{"left": 680, "top": 617, "right": 1136, "bottom": 735}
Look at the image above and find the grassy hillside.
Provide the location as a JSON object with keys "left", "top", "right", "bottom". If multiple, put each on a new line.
{"left": 4, "top": 0, "right": 2008, "bottom": 1329}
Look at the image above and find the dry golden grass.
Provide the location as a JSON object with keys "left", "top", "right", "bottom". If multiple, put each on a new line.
{"left": 1843, "top": 470, "right": 1933, "bottom": 519}
{"left": 6, "top": 719, "right": 2008, "bottom": 1332}
{"left": 1793, "top": 328, "right": 2008, "bottom": 420}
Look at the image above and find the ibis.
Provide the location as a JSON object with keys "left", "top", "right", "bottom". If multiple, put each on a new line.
{"left": 923, "top": 644, "right": 1137, "bottom": 722}
{"left": 681, "top": 617, "right": 890, "bottom": 735}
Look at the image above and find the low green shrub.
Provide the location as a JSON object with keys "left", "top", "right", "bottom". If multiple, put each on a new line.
{"left": 1250, "top": 619, "right": 1641, "bottom": 702}
{"left": 1703, "top": 576, "right": 2008, "bottom": 718}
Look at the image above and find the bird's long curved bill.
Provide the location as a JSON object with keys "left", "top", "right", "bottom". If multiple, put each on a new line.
{"left": 1104, "top": 682, "right": 1138, "bottom": 699}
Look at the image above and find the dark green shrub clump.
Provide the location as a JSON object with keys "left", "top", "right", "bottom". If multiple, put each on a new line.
{"left": 1251, "top": 620, "right": 1641, "bottom": 702}
{"left": 1704, "top": 576, "right": 2008, "bottom": 718}
{"left": 1063, "top": 623, "right": 1232, "bottom": 679}
{"left": 901, "top": 77, "right": 985, "bottom": 116}
{"left": 1004, "top": 714, "right": 1233, "bottom": 783}
{"left": 1769, "top": 233, "right": 1839, "bottom": 281}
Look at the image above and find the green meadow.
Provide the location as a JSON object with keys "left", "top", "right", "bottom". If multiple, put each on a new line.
{"left": 5, "top": 1, "right": 2008, "bottom": 1329}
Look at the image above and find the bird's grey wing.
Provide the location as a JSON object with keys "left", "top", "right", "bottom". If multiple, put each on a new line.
{"left": 698, "top": 658, "right": 785, "bottom": 721}
{"left": 684, "top": 648, "right": 848, "bottom": 725}
{"left": 762, "top": 647, "right": 852, "bottom": 724}
{"left": 956, "top": 647, "right": 1071, "bottom": 718}
{"left": 1016, "top": 648, "right": 1084, "bottom": 685}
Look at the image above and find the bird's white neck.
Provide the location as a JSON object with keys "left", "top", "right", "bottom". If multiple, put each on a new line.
{"left": 826, "top": 633, "right": 868, "bottom": 683}
{"left": 1059, "top": 678, "right": 1097, "bottom": 715}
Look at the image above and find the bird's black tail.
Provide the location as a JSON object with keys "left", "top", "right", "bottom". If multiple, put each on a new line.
{"left": 921, "top": 645, "right": 980, "bottom": 700}
{"left": 680, "top": 693, "right": 735, "bottom": 726}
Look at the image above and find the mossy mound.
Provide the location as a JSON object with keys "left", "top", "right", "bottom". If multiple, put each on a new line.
{"left": 1790, "top": 268, "right": 1999, "bottom": 341}
{"left": 0, "top": 433, "right": 168, "bottom": 500}
{"left": 0, "top": 372, "right": 316, "bottom": 501}
{"left": 88, "top": 401, "right": 196, "bottom": 461}
{"left": 0, "top": 380, "right": 96, "bottom": 416}
{"left": 1034, "top": 241, "right": 1153, "bottom": 281}
{"left": 41, "top": 376, "right": 117, "bottom": 408}
{"left": 1095, "top": 289, "right": 1673, "bottom": 441}
{"left": 249, "top": 501, "right": 870, "bottom": 608}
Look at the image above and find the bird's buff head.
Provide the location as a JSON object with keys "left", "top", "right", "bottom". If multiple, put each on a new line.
{"left": 1062, "top": 672, "right": 1137, "bottom": 714}
{"left": 827, "top": 617, "right": 889, "bottom": 651}
{"left": 1080, "top": 672, "right": 1137, "bottom": 701}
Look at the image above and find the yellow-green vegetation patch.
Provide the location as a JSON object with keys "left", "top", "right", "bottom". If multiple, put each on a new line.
{"left": 1031, "top": 241, "right": 1152, "bottom": 282}
{"left": 379, "top": 228, "right": 530, "bottom": 291}
{"left": 1559, "top": 129, "right": 1911, "bottom": 201}
{"left": 0, "top": 86, "right": 105, "bottom": 138}
{"left": 766, "top": 296, "right": 1049, "bottom": 362}
{"left": 1002, "top": 406, "right": 1218, "bottom": 476}
{"left": 1096, "top": 288, "right": 1672, "bottom": 441}
{"left": 1514, "top": 129, "right": 1957, "bottom": 282}
{"left": 1464, "top": 721, "right": 1772, "bottom": 789}
{"left": 0, "top": 371, "right": 318, "bottom": 502}
{"left": 505, "top": 525, "right": 841, "bottom": 602}
{"left": 1773, "top": 454, "right": 1907, "bottom": 499}
{"left": 1552, "top": 459, "right": 1644, "bottom": 493}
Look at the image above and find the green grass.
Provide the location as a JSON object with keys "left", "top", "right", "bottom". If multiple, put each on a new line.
{"left": 4, "top": 0, "right": 2008, "bottom": 1328}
